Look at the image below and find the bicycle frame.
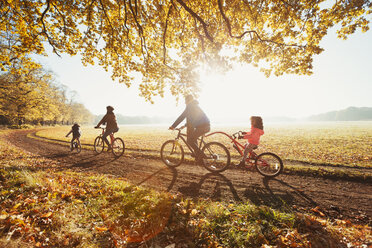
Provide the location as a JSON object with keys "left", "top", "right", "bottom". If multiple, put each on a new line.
{"left": 98, "top": 127, "right": 115, "bottom": 145}
{"left": 172, "top": 127, "right": 206, "bottom": 155}
{"left": 206, "top": 131, "right": 257, "bottom": 163}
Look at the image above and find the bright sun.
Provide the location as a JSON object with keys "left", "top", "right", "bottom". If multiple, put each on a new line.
{"left": 197, "top": 63, "right": 317, "bottom": 122}
{"left": 198, "top": 65, "right": 269, "bottom": 123}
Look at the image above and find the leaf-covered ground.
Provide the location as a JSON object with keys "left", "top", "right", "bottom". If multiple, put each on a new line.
{"left": 1, "top": 129, "right": 371, "bottom": 247}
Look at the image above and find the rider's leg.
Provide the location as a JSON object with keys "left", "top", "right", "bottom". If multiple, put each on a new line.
{"left": 102, "top": 130, "right": 113, "bottom": 149}
{"left": 102, "top": 127, "right": 119, "bottom": 151}
{"left": 70, "top": 137, "right": 76, "bottom": 150}
{"left": 187, "top": 127, "right": 198, "bottom": 157}
{"left": 239, "top": 143, "right": 257, "bottom": 166}
{"left": 188, "top": 124, "right": 210, "bottom": 159}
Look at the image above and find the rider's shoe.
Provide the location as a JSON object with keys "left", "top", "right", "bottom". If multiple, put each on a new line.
{"left": 70, "top": 146, "right": 73, "bottom": 151}
{"left": 107, "top": 146, "right": 112, "bottom": 152}
{"left": 233, "top": 160, "right": 245, "bottom": 167}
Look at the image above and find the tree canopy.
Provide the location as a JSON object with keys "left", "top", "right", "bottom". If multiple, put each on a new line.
{"left": 1, "top": 0, "right": 371, "bottom": 101}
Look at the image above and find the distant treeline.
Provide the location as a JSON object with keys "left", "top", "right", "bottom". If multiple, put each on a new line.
{"left": 94, "top": 114, "right": 172, "bottom": 125}
{"left": 92, "top": 106, "right": 372, "bottom": 125}
{"left": 306, "top": 107, "right": 372, "bottom": 121}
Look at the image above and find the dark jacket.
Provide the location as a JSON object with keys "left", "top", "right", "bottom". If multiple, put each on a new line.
{"left": 67, "top": 124, "right": 81, "bottom": 137}
{"left": 97, "top": 112, "right": 118, "bottom": 130}
{"left": 171, "top": 100, "right": 210, "bottom": 128}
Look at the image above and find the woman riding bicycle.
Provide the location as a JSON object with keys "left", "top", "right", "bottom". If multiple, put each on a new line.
{"left": 95, "top": 106, "right": 119, "bottom": 151}
{"left": 169, "top": 95, "right": 210, "bottom": 163}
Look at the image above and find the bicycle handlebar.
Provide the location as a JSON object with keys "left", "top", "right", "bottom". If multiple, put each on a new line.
{"left": 170, "top": 125, "right": 186, "bottom": 131}
{"left": 232, "top": 131, "right": 245, "bottom": 139}
{"left": 176, "top": 125, "right": 186, "bottom": 131}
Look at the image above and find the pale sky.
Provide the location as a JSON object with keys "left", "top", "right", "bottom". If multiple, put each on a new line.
{"left": 35, "top": 27, "right": 372, "bottom": 122}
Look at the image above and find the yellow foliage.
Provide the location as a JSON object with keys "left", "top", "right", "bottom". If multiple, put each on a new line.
{"left": 1, "top": 0, "right": 371, "bottom": 99}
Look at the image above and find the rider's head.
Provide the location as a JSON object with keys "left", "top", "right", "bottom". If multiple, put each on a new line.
{"left": 251, "top": 116, "right": 264, "bottom": 130}
{"left": 185, "top": 94, "right": 194, "bottom": 105}
{"left": 106, "top": 105, "right": 114, "bottom": 113}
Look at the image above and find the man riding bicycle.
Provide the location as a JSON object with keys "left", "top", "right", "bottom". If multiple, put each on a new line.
{"left": 169, "top": 95, "right": 210, "bottom": 163}
{"left": 95, "top": 106, "right": 119, "bottom": 151}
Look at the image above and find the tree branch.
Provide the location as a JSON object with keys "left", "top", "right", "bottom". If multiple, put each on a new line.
{"left": 128, "top": 0, "right": 149, "bottom": 60}
{"left": 40, "top": 0, "right": 61, "bottom": 56}
{"left": 175, "top": 0, "right": 214, "bottom": 42}
{"left": 218, "top": 0, "right": 305, "bottom": 48}
{"left": 163, "top": 3, "right": 173, "bottom": 64}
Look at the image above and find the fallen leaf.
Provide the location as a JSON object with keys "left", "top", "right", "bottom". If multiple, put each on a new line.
{"left": 41, "top": 212, "right": 53, "bottom": 218}
{"left": 311, "top": 206, "right": 325, "bottom": 217}
{"left": 95, "top": 226, "right": 108, "bottom": 232}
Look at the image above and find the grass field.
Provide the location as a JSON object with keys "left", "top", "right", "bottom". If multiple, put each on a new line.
{"left": 36, "top": 122, "right": 372, "bottom": 168}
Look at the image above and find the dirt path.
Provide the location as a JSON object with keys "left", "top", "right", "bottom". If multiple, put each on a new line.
{"left": 5, "top": 129, "right": 372, "bottom": 225}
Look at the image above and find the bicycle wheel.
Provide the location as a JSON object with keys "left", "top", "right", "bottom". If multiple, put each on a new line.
{"left": 94, "top": 136, "right": 105, "bottom": 154}
{"left": 160, "top": 140, "right": 184, "bottom": 167}
{"left": 112, "top": 137, "right": 125, "bottom": 157}
{"left": 73, "top": 141, "right": 81, "bottom": 153}
{"left": 255, "top": 152, "right": 283, "bottom": 177}
{"left": 201, "top": 142, "right": 231, "bottom": 173}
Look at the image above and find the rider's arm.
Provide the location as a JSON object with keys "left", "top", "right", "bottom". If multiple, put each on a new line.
{"left": 170, "top": 107, "right": 189, "bottom": 129}
{"left": 243, "top": 131, "right": 252, "bottom": 139}
{"left": 95, "top": 114, "right": 107, "bottom": 128}
{"left": 66, "top": 130, "right": 72, "bottom": 137}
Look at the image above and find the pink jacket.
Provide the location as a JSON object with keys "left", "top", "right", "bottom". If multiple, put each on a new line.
{"left": 243, "top": 126, "right": 264, "bottom": 145}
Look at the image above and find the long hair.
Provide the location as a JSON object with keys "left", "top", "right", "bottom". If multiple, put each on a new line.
{"left": 251, "top": 116, "right": 263, "bottom": 130}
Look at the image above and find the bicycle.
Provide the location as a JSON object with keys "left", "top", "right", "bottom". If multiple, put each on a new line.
{"left": 228, "top": 131, "right": 283, "bottom": 177}
{"left": 94, "top": 127, "right": 125, "bottom": 158}
{"left": 71, "top": 139, "right": 81, "bottom": 153}
{"left": 160, "top": 126, "right": 231, "bottom": 172}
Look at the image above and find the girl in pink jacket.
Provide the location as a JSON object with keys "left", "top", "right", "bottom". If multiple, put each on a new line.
{"left": 238, "top": 116, "right": 264, "bottom": 166}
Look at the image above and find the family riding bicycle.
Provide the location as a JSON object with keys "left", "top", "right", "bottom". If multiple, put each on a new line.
{"left": 161, "top": 95, "right": 283, "bottom": 177}
{"left": 68, "top": 96, "right": 283, "bottom": 177}
{"left": 67, "top": 106, "right": 125, "bottom": 157}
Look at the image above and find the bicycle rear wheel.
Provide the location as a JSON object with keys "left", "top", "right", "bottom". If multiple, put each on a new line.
{"left": 160, "top": 140, "right": 184, "bottom": 167}
{"left": 202, "top": 142, "right": 230, "bottom": 173}
{"left": 255, "top": 152, "right": 283, "bottom": 177}
{"left": 112, "top": 137, "right": 125, "bottom": 157}
{"left": 73, "top": 141, "right": 81, "bottom": 153}
{"left": 94, "top": 136, "right": 105, "bottom": 154}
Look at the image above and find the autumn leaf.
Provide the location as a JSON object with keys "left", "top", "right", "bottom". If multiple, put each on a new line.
{"left": 311, "top": 206, "right": 325, "bottom": 217}
{"left": 41, "top": 212, "right": 53, "bottom": 218}
{"left": 95, "top": 226, "right": 108, "bottom": 232}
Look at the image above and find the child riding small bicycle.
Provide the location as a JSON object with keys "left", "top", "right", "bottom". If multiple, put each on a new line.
{"left": 236, "top": 116, "right": 264, "bottom": 166}
{"left": 66, "top": 123, "right": 81, "bottom": 151}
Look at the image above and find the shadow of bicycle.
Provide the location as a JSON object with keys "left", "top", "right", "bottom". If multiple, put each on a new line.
{"left": 243, "top": 177, "right": 318, "bottom": 210}
{"left": 178, "top": 172, "right": 241, "bottom": 201}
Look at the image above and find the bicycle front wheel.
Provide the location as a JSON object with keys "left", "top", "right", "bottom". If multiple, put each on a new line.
{"left": 255, "top": 152, "right": 283, "bottom": 177}
{"left": 202, "top": 142, "right": 231, "bottom": 173}
{"left": 94, "top": 136, "right": 105, "bottom": 154}
{"left": 160, "top": 140, "right": 184, "bottom": 167}
{"left": 112, "top": 137, "right": 125, "bottom": 157}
